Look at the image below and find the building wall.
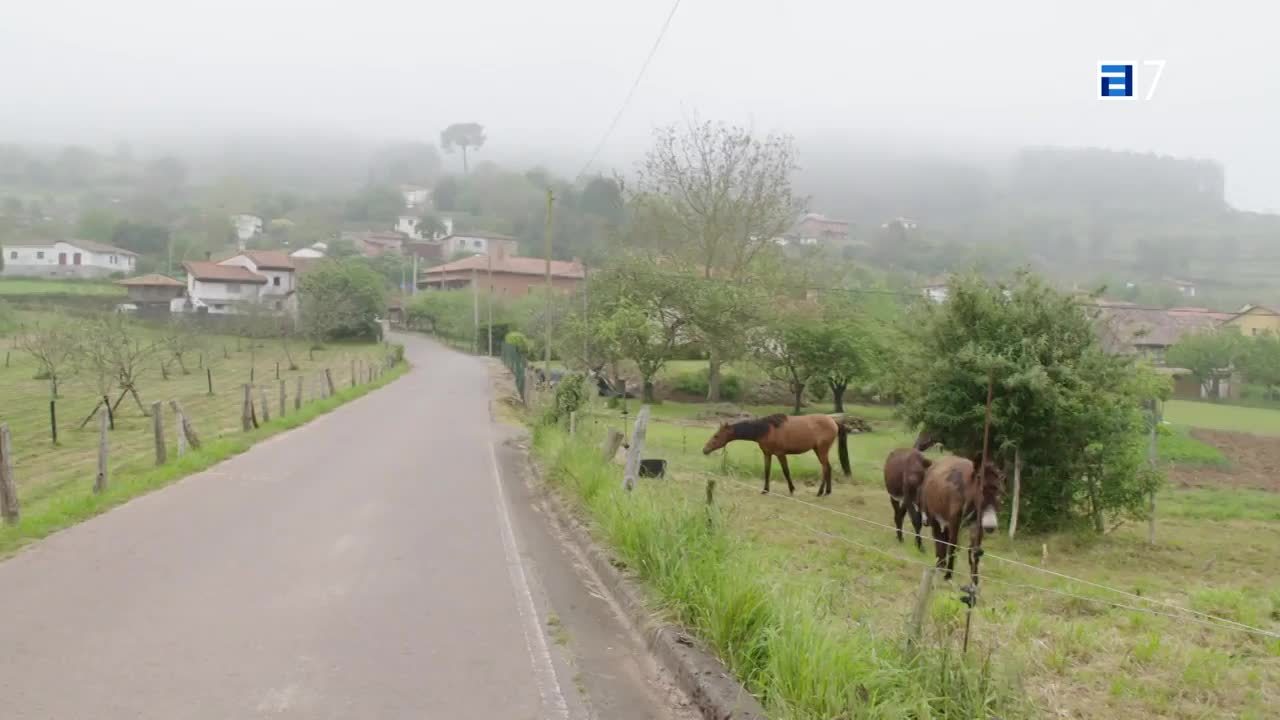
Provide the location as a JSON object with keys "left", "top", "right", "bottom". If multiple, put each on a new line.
{"left": 218, "top": 256, "right": 295, "bottom": 295}
{"left": 1227, "top": 309, "right": 1280, "bottom": 337}
{"left": 126, "top": 286, "right": 184, "bottom": 303}
{"left": 426, "top": 271, "right": 580, "bottom": 296}
{"left": 443, "top": 236, "right": 517, "bottom": 257}
{"left": 3, "top": 242, "right": 135, "bottom": 278}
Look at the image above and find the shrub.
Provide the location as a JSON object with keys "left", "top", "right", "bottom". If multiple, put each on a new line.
{"left": 542, "top": 372, "right": 587, "bottom": 426}
{"left": 504, "top": 331, "right": 530, "bottom": 355}
{"left": 672, "top": 367, "right": 743, "bottom": 402}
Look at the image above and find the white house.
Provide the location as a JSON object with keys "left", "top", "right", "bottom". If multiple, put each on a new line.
{"left": 230, "top": 214, "right": 264, "bottom": 243}
{"left": 395, "top": 213, "right": 453, "bottom": 241}
{"left": 400, "top": 185, "right": 429, "bottom": 209}
{"left": 2, "top": 239, "right": 137, "bottom": 278}
{"left": 180, "top": 250, "right": 298, "bottom": 315}
{"left": 440, "top": 232, "right": 518, "bottom": 259}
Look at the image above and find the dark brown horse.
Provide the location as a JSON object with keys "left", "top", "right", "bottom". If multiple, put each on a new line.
{"left": 918, "top": 455, "right": 1003, "bottom": 584}
{"left": 883, "top": 448, "right": 931, "bottom": 551}
{"left": 703, "top": 414, "right": 868, "bottom": 496}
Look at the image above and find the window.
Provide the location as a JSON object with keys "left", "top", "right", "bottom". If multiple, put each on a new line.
{"left": 109, "top": 255, "right": 117, "bottom": 264}
{"left": 7, "top": 251, "right": 14, "bottom": 259}
{"left": 36, "top": 251, "right": 44, "bottom": 259}
{"left": 227, "top": 283, "right": 241, "bottom": 294}
{"left": 272, "top": 276, "right": 280, "bottom": 286}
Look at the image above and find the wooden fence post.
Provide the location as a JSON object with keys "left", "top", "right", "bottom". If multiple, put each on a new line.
{"left": 151, "top": 401, "right": 166, "bottom": 466}
{"left": 169, "top": 399, "right": 201, "bottom": 450}
{"left": 601, "top": 429, "right": 624, "bottom": 461}
{"left": 325, "top": 368, "right": 336, "bottom": 396}
{"left": 622, "top": 405, "right": 651, "bottom": 491}
{"left": 279, "top": 379, "right": 286, "bottom": 417}
{"left": 351, "top": 359, "right": 356, "bottom": 388}
{"left": 259, "top": 386, "right": 271, "bottom": 423}
{"left": 49, "top": 399, "right": 57, "bottom": 446}
{"left": 0, "top": 424, "right": 19, "bottom": 524}
{"left": 241, "top": 384, "right": 254, "bottom": 431}
{"left": 95, "top": 409, "right": 109, "bottom": 494}
{"left": 207, "top": 368, "right": 214, "bottom": 395}
{"left": 294, "top": 376, "right": 303, "bottom": 410}
{"left": 907, "top": 567, "right": 936, "bottom": 648}
{"left": 275, "top": 361, "right": 280, "bottom": 380}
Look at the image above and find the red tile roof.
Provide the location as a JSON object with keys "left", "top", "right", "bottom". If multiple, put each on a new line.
{"left": 422, "top": 253, "right": 585, "bottom": 279}
{"left": 242, "top": 250, "right": 294, "bottom": 271}
{"left": 182, "top": 261, "right": 268, "bottom": 284}
{"left": 116, "top": 273, "right": 184, "bottom": 287}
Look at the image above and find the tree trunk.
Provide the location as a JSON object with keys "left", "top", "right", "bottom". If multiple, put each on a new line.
{"left": 642, "top": 378, "right": 656, "bottom": 403}
{"left": 706, "top": 351, "right": 723, "bottom": 402}
{"left": 1086, "top": 473, "right": 1104, "bottom": 533}
{"left": 792, "top": 384, "right": 804, "bottom": 415}
{"left": 1008, "top": 448, "right": 1022, "bottom": 539}
{"left": 830, "top": 381, "right": 846, "bottom": 413}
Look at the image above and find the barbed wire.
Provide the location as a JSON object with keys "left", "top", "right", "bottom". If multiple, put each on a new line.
{"left": 707, "top": 461, "right": 1280, "bottom": 639}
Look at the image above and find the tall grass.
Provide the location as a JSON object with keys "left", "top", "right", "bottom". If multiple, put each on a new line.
{"left": 534, "top": 423, "right": 1015, "bottom": 718}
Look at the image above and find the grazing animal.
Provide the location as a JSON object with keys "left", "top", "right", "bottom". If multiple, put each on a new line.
{"left": 918, "top": 455, "right": 1003, "bottom": 584}
{"left": 702, "top": 414, "right": 868, "bottom": 496}
{"left": 913, "top": 430, "right": 940, "bottom": 452}
{"left": 883, "top": 448, "right": 932, "bottom": 551}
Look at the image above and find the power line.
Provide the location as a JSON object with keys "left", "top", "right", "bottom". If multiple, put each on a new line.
{"left": 575, "top": 0, "right": 683, "bottom": 180}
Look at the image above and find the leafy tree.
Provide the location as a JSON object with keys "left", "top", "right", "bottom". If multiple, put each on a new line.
{"left": 344, "top": 184, "right": 403, "bottom": 222}
{"left": 111, "top": 221, "right": 171, "bottom": 256}
{"left": 440, "top": 123, "right": 486, "bottom": 174}
{"left": 76, "top": 208, "right": 118, "bottom": 242}
{"left": 77, "top": 314, "right": 156, "bottom": 417}
{"left": 1238, "top": 332, "right": 1280, "bottom": 398}
{"left": 631, "top": 120, "right": 801, "bottom": 400}
{"left": 433, "top": 176, "right": 460, "bottom": 212}
{"left": 752, "top": 303, "right": 824, "bottom": 414}
{"left": 589, "top": 261, "right": 689, "bottom": 402}
{"left": 299, "top": 259, "right": 386, "bottom": 342}
{"left": 895, "top": 273, "right": 1165, "bottom": 532}
{"left": 580, "top": 175, "right": 624, "bottom": 224}
{"left": 1166, "top": 328, "right": 1243, "bottom": 400}
{"left": 809, "top": 294, "right": 893, "bottom": 411}
{"left": 415, "top": 214, "right": 448, "bottom": 239}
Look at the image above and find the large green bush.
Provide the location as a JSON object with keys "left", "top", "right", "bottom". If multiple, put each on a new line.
{"left": 672, "top": 368, "right": 743, "bottom": 402}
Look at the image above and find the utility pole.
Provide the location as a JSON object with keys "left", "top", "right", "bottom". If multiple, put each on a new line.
{"left": 471, "top": 266, "right": 479, "bottom": 354}
{"left": 487, "top": 249, "right": 494, "bottom": 357}
{"left": 582, "top": 259, "right": 588, "bottom": 365}
{"left": 543, "top": 189, "right": 553, "bottom": 373}
{"left": 411, "top": 253, "right": 419, "bottom": 296}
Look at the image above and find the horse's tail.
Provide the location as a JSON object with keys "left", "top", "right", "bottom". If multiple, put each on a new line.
{"left": 837, "top": 425, "right": 851, "bottom": 478}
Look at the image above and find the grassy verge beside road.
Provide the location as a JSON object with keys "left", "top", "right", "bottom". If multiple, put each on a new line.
{"left": 530, "top": 395, "right": 1280, "bottom": 719}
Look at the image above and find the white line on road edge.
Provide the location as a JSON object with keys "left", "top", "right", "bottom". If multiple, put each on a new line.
{"left": 488, "top": 438, "right": 570, "bottom": 719}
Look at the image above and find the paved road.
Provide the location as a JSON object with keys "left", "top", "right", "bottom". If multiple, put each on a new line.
{"left": 0, "top": 334, "right": 686, "bottom": 719}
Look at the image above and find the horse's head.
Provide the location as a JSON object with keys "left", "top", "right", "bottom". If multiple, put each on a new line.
{"left": 970, "top": 460, "right": 1004, "bottom": 532}
{"left": 703, "top": 423, "right": 734, "bottom": 455}
{"left": 913, "top": 430, "right": 939, "bottom": 452}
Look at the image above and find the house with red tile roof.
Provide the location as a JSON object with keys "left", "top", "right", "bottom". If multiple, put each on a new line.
{"left": 417, "top": 242, "right": 583, "bottom": 296}
{"left": 180, "top": 250, "right": 299, "bottom": 315}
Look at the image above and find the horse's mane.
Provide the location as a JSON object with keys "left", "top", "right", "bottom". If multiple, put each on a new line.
{"left": 731, "top": 414, "right": 788, "bottom": 440}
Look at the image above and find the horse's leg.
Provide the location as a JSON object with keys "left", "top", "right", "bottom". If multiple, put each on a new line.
{"left": 761, "top": 450, "right": 772, "bottom": 495}
{"left": 945, "top": 519, "right": 960, "bottom": 581}
{"left": 909, "top": 502, "right": 925, "bottom": 552}
{"left": 891, "top": 498, "right": 905, "bottom": 543}
{"left": 930, "top": 518, "right": 948, "bottom": 572}
{"left": 777, "top": 455, "right": 795, "bottom": 495}
{"left": 815, "top": 449, "right": 832, "bottom": 497}
{"left": 969, "top": 525, "right": 983, "bottom": 587}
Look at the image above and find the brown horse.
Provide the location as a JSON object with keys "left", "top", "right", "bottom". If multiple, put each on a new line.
{"left": 702, "top": 414, "right": 868, "bottom": 496}
{"left": 918, "top": 455, "right": 1003, "bottom": 585}
{"left": 883, "top": 448, "right": 931, "bottom": 551}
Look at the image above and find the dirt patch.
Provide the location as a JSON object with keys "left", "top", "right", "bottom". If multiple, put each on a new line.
{"left": 1169, "top": 428, "right": 1280, "bottom": 491}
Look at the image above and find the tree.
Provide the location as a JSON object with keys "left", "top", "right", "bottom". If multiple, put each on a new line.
{"left": 76, "top": 208, "right": 119, "bottom": 242}
{"left": 589, "top": 261, "right": 689, "bottom": 402}
{"left": 299, "top": 259, "right": 386, "bottom": 342}
{"left": 158, "top": 316, "right": 202, "bottom": 376}
{"left": 632, "top": 120, "right": 801, "bottom": 400}
{"left": 1239, "top": 332, "right": 1280, "bottom": 398}
{"left": 433, "top": 176, "right": 460, "bottom": 212}
{"left": 16, "top": 316, "right": 79, "bottom": 398}
{"left": 1166, "top": 328, "right": 1243, "bottom": 400}
{"left": 809, "top": 295, "right": 892, "bottom": 412}
{"left": 752, "top": 303, "right": 824, "bottom": 414}
{"left": 111, "top": 221, "right": 171, "bottom": 256}
{"left": 78, "top": 314, "right": 156, "bottom": 417}
{"left": 344, "top": 184, "right": 403, "bottom": 222}
{"left": 895, "top": 273, "right": 1164, "bottom": 532}
{"left": 415, "top": 214, "right": 448, "bottom": 239}
{"left": 440, "top": 123, "right": 486, "bottom": 174}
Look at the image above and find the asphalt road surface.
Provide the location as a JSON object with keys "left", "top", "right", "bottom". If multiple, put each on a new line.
{"left": 0, "top": 333, "right": 691, "bottom": 719}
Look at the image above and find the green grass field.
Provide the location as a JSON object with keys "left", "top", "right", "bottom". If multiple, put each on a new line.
{"left": 0, "top": 278, "right": 126, "bottom": 296}
{"left": 1165, "top": 399, "right": 1280, "bottom": 436}
{"left": 0, "top": 312, "right": 399, "bottom": 552}
{"left": 531, "top": 392, "right": 1280, "bottom": 719}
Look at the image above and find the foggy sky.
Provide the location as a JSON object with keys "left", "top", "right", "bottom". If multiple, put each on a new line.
{"left": 3, "top": 1, "right": 1277, "bottom": 209}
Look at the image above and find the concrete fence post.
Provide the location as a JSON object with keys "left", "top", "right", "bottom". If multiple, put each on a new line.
{"left": 294, "top": 376, "right": 303, "bottom": 411}
{"left": 259, "top": 386, "right": 271, "bottom": 424}
{"left": 169, "top": 399, "right": 201, "bottom": 450}
{"left": 279, "top": 379, "right": 286, "bottom": 417}
{"left": 0, "top": 423, "right": 19, "bottom": 524}
{"left": 94, "top": 409, "right": 109, "bottom": 494}
{"left": 241, "top": 384, "right": 254, "bottom": 431}
{"left": 151, "top": 401, "right": 166, "bottom": 466}
{"left": 622, "top": 405, "right": 651, "bottom": 491}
